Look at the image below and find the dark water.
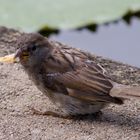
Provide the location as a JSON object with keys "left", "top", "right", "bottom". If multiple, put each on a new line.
{"left": 50, "top": 18, "right": 140, "bottom": 67}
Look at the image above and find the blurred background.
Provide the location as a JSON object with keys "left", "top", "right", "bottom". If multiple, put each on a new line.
{"left": 51, "top": 18, "right": 140, "bottom": 67}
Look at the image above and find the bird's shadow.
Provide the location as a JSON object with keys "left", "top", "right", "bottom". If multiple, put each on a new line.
{"left": 73, "top": 111, "right": 140, "bottom": 130}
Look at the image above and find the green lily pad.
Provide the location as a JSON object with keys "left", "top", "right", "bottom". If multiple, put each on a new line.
{"left": 0, "top": 0, "right": 140, "bottom": 31}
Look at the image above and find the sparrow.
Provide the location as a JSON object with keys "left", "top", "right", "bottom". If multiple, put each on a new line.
{"left": 1, "top": 33, "right": 140, "bottom": 118}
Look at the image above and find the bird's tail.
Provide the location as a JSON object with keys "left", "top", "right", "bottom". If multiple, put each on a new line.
{"left": 110, "top": 82, "right": 140, "bottom": 99}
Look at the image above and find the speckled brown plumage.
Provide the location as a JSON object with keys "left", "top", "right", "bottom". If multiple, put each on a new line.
{"left": 13, "top": 33, "right": 140, "bottom": 118}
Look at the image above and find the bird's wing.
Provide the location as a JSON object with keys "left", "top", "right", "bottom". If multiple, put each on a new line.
{"left": 48, "top": 61, "right": 123, "bottom": 104}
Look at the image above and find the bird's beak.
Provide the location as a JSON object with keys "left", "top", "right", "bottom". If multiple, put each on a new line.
{"left": 14, "top": 48, "right": 22, "bottom": 59}
{"left": 14, "top": 48, "right": 29, "bottom": 61}
{"left": 0, "top": 48, "right": 29, "bottom": 63}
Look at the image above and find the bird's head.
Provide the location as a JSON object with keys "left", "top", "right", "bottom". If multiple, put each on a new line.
{"left": 14, "top": 33, "right": 52, "bottom": 68}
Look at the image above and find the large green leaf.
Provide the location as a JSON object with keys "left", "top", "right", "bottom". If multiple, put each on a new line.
{"left": 0, "top": 0, "right": 140, "bottom": 31}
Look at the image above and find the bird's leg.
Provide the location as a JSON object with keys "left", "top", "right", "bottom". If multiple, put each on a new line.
{"left": 93, "top": 110, "right": 103, "bottom": 116}
{"left": 29, "top": 107, "right": 102, "bottom": 119}
{"left": 30, "top": 107, "right": 74, "bottom": 119}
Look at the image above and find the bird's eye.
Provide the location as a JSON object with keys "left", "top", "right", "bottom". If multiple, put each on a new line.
{"left": 32, "top": 45, "right": 37, "bottom": 51}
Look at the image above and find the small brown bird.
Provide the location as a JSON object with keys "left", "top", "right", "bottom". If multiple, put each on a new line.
{"left": 2, "top": 33, "right": 140, "bottom": 118}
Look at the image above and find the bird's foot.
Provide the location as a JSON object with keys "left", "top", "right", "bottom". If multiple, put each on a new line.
{"left": 30, "top": 107, "right": 73, "bottom": 119}
{"left": 29, "top": 107, "right": 102, "bottom": 120}
{"left": 74, "top": 111, "right": 103, "bottom": 120}
{"left": 93, "top": 111, "right": 102, "bottom": 117}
